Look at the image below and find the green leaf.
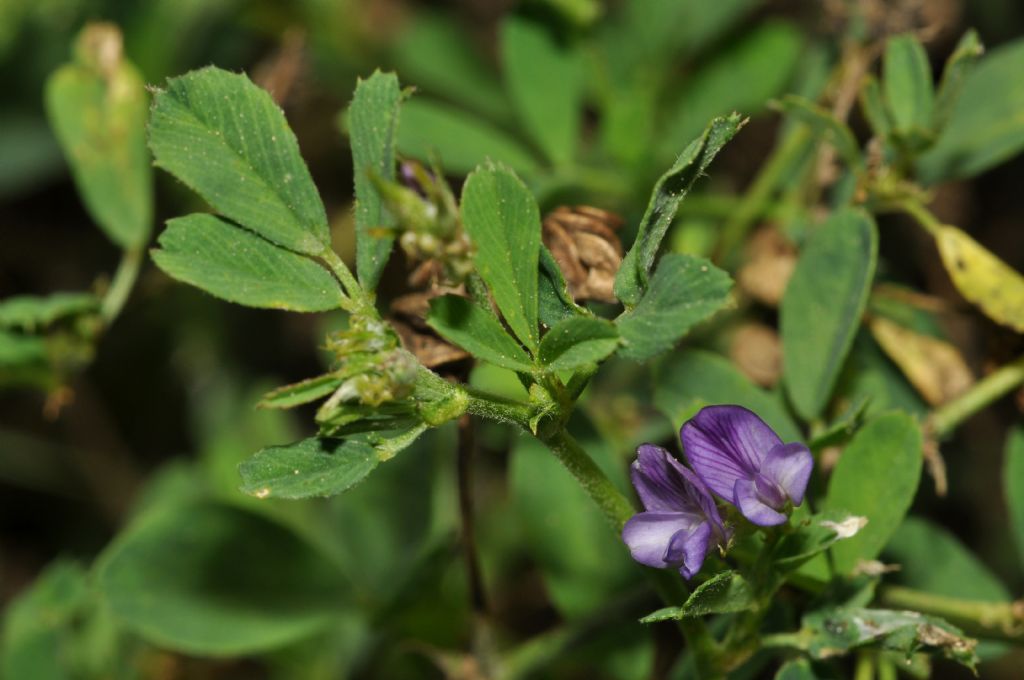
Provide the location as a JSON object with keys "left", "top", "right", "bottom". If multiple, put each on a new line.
{"left": 776, "top": 95, "right": 864, "bottom": 172}
{"left": 238, "top": 437, "right": 386, "bottom": 499}
{"left": 151, "top": 214, "right": 345, "bottom": 312}
{"left": 45, "top": 25, "right": 152, "bottom": 249}
{"left": 258, "top": 374, "right": 343, "bottom": 409}
{"left": 502, "top": 16, "right": 583, "bottom": 166}
{"left": 348, "top": 71, "right": 401, "bottom": 291}
{"left": 426, "top": 295, "right": 534, "bottom": 372}
{"left": 654, "top": 349, "right": 801, "bottom": 442}
{"left": 396, "top": 98, "right": 541, "bottom": 177}
{"left": 823, "top": 412, "right": 922, "bottom": 574}
{"left": 1, "top": 560, "right": 88, "bottom": 680}
{"left": 918, "top": 37, "right": 1024, "bottom": 182}
{"left": 661, "top": 22, "right": 802, "bottom": 157}
{"left": 883, "top": 34, "right": 935, "bottom": 135}
{"left": 98, "top": 503, "right": 347, "bottom": 655}
{"left": 614, "top": 114, "right": 743, "bottom": 307}
{"left": 392, "top": 12, "right": 511, "bottom": 122}
{"left": 1004, "top": 427, "right": 1024, "bottom": 571}
{"left": 538, "top": 317, "right": 619, "bottom": 371}
{"left": 773, "top": 512, "right": 868, "bottom": 571}
{"left": 859, "top": 75, "right": 893, "bottom": 140}
{"left": 617, "top": 254, "right": 732, "bottom": 362}
{"left": 149, "top": 66, "right": 330, "bottom": 256}
{"left": 0, "top": 293, "right": 98, "bottom": 331}
{"left": 460, "top": 162, "right": 541, "bottom": 350}
{"left": 798, "top": 607, "right": 977, "bottom": 669}
{"left": 640, "top": 571, "right": 754, "bottom": 622}
{"left": 538, "top": 245, "right": 586, "bottom": 327}
{"left": 509, "top": 418, "right": 634, "bottom": 619}
{"left": 933, "top": 30, "right": 984, "bottom": 131}
{"left": 781, "top": 208, "right": 878, "bottom": 421}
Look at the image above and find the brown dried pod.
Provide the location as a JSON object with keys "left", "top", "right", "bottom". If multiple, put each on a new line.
{"left": 542, "top": 205, "right": 625, "bottom": 303}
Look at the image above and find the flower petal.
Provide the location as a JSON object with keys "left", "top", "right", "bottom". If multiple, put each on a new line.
{"left": 666, "top": 521, "right": 712, "bottom": 580}
{"left": 734, "top": 478, "right": 787, "bottom": 526}
{"left": 622, "top": 512, "right": 699, "bottom": 568}
{"left": 631, "top": 445, "right": 690, "bottom": 512}
{"left": 682, "top": 405, "right": 781, "bottom": 500}
{"left": 762, "top": 442, "right": 813, "bottom": 506}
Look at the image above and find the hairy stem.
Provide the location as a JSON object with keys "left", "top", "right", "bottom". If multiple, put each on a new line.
{"left": 929, "top": 354, "right": 1024, "bottom": 438}
{"left": 100, "top": 248, "right": 143, "bottom": 323}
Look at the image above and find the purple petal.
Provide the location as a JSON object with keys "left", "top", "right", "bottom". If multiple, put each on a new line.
{"left": 734, "top": 479, "right": 787, "bottom": 526}
{"left": 666, "top": 521, "right": 712, "bottom": 580}
{"left": 682, "top": 405, "right": 782, "bottom": 500}
{"left": 761, "top": 442, "right": 813, "bottom": 506}
{"left": 631, "top": 445, "right": 690, "bottom": 512}
{"left": 621, "top": 512, "right": 700, "bottom": 568}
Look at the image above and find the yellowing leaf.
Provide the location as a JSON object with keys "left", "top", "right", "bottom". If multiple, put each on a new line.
{"left": 935, "top": 225, "right": 1024, "bottom": 332}
{"left": 868, "top": 316, "right": 973, "bottom": 406}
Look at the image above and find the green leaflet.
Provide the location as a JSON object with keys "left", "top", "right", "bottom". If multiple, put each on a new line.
{"left": 0, "top": 560, "right": 88, "bottom": 680}
{"left": 661, "top": 21, "right": 802, "bottom": 158}
{"left": 823, "top": 412, "right": 922, "bottom": 574}
{"left": 149, "top": 67, "right": 330, "bottom": 256}
{"left": 614, "top": 114, "right": 742, "bottom": 307}
{"left": 0, "top": 292, "right": 98, "bottom": 331}
{"left": 538, "top": 317, "right": 619, "bottom": 371}
{"left": 239, "top": 437, "right": 382, "bottom": 499}
{"left": 348, "top": 71, "right": 401, "bottom": 291}
{"left": 933, "top": 30, "right": 984, "bottom": 131}
{"left": 918, "top": 37, "right": 1024, "bottom": 183}
{"left": 392, "top": 12, "right": 511, "bottom": 122}
{"left": 616, "top": 254, "right": 732, "bottom": 362}
{"left": 45, "top": 25, "right": 152, "bottom": 249}
{"left": 781, "top": 208, "right": 878, "bottom": 421}
{"left": 640, "top": 571, "right": 754, "bottom": 622}
{"left": 396, "top": 97, "right": 541, "bottom": 177}
{"left": 258, "top": 374, "right": 344, "bottom": 409}
{"left": 502, "top": 16, "right": 583, "bottom": 166}
{"left": 151, "top": 214, "right": 345, "bottom": 312}
{"left": 459, "top": 162, "right": 541, "bottom": 350}
{"left": 96, "top": 502, "right": 347, "bottom": 655}
{"left": 883, "top": 34, "right": 935, "bottom": 135}
{"left": 426, "top": 295, "right": 534, "bottom": 372}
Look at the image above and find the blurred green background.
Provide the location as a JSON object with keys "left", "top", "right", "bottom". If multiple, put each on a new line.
{"left": 2, "top": 1, "right": 1024, "bottom": 678}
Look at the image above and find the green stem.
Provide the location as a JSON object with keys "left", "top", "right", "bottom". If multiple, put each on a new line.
{"left": 715, "top": 126, "right": 813, "bottom": 262}
{"left": 463, "top": 386, "right": 534, "bottom": 429}
{"left": 854, "top": 651, "right": 875, "bottom": 680}
{"left": 929, "top": 354, "right": 1024, "bottom": 438}
{"left": 320, "top": 248, "right": 369, "bottom": 314}
{"left": 535, "top": 424, "right": 634, "bottom": 529}
{"left": 878, "top": 586, "right": 1024, "bottom": 643}
{"left": 894, "top": 197, "right": 942, "bottom": 237}
{"left": 100, "top": 248, "right": 143, "bottom": 323}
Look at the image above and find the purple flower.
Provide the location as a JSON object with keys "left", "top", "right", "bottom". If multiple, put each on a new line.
{"left": 682, "top": 405, "right": 813, "bottom": 526}
{"left": 621, "top": 444, "right": 729, "bottom": 579}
